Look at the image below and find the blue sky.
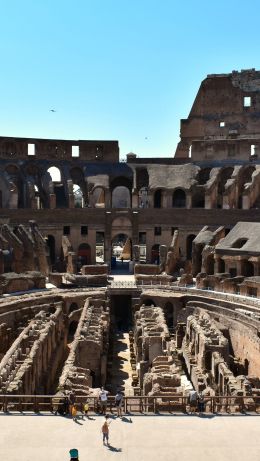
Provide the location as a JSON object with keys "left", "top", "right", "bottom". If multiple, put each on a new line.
{"left": 1, "top": 0, "right": 260, "bottom": 158}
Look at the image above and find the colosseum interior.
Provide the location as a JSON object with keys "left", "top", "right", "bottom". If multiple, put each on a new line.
{"left": 1, "top": 68, "right": 260, "bottom": 411}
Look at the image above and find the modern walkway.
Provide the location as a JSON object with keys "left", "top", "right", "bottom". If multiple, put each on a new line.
{"left": 2, "top": 413, "right": 260, "bottom": 461}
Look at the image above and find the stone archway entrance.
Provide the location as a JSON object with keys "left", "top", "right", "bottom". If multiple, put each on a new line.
{"left": 111, "top": 233, "right": 132, "bottom": 274}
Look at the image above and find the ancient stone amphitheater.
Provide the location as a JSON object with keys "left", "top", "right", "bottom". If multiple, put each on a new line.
{"left": 1, "top": 69, "right": 260, "bottom": 413}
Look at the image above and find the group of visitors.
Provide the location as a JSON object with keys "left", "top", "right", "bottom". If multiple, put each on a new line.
{"left": 188, "top": 389, "right": 205, "bottom": 414}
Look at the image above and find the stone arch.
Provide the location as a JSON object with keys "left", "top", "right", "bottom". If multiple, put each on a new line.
{"left": 217, "top": 167, "right": 234, "bottom": 208}
{"left": 111, "top": 176, "right": 132, "bottom": 208}
{"left": 78, "top": 243, "right": 91, "bottom": 266}
{"left": 154, "top": 189, "right": 163, "bottom": 208}
{"left": 111, "top": 216, "right": 132, "bottom": 240}
{"left": 186, "top": 234, "right": 196, "bottom": 260}
{"left": 5, "top": 164, "right": 25, "bottom": 208}
{"left": 242, "top": 260, "right": 254, "bottom": 277}
{"left": 47, "top": 165, "right": 67, "bottom": 208}
{"left": 192, "top": 190, "right": 205, "bottom": 208}
{"left": 172, "top": 189, "right": 186, "bottom": 208}
{"left": 238, "top": 166, "right": 255, "bottom": 209}
{"left": 70, "top": 167, "right": 87, "bottom": 206}
{"left": 143, "top": 299, "right": 155, "bottom": 306}
{"left": 196, "top": 168, "right": 211, "bottom": 185}
{"left": 46, "top": 235, "right": 56, "bottom": 266}
{"left": 136, "top": 167, "right": 149, "bottom": 190}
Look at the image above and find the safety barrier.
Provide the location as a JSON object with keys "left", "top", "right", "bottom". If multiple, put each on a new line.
{"left": 1, "top": 394, "right": 260, "bottom": 414}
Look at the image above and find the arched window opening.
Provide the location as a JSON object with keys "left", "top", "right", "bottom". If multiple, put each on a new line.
{"left": 243, "top": 260, "right": 254, "bottom": 277}
{"left": 217, "top": 168, "right": 234, "bottom": 208}
{"left": 138, "top": 187, "right": 149, "bottom": 208}
{"left": 46, "top": 235, "right": 56, "bottom": 267}
{"left": 172, "top": 189, "right": 186, "bottom": 208}
{"left": 154, "top": 189, "right": 162, "bottom": 208}
{"left": 192, "top": 191, "right": 205, "bottom": 208}
{"left": 186, "top": 234, "right": 196, "bottom": 260}
{"left": 238, "top": 166, "right": 255, "bottom": 209}
{"left": 73, "top": 184, "right": 83, "bottom": 208}
{"left": 112, "top": 186, "right": 131, "bottom": 208}
{"left": 78, "top": 243, "right": 91, "bottom": 268}
{"left": 47, "top": 166, "right": 61, "bottom": 182}
{"left": 196, "top": 168, "right": 211, "bottom": 185}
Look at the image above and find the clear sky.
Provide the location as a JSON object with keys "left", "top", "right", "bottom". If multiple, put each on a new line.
{"left": 1, "top": 0, "right": 260, "bottom": 159}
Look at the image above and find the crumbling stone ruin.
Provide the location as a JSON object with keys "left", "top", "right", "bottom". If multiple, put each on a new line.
{"left": 1, "top": 69, "right": 260, "bottom": 404}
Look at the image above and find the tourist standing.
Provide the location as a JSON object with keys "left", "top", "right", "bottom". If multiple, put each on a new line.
{"left": 99, "top": 387, "right": 109, "bottom": 414}
{"left": 115, "top": 390, "right": 124, "bottom": 417}
{"left": 197, "top": 392, "right": 205, "bottom": 414}
{"left": 101, "top": 415, "right": 111, "bottom": 445}
{"left": 188, "top": 389, "right": 198, "bottom": 414}
{"left": 68, "top": 390, "right": 76, "bottom": 416}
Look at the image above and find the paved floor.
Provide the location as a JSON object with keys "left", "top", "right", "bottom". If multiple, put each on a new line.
{"left": 1, "top": 413, "right": 260, "bottom": 460}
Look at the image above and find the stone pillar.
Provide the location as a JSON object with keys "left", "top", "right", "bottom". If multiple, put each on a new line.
{"left": 105, "top": 189, "right": 111, "bottom": 208}
{"left": 68, "top": 194, "right": 75, "bottom": 209}
{"left": 132, "top": 189, "right": 139, "bottom": 208}
{"left": 242, "top": 194, "right": 250, "bottom": 210}
{"left": 67, "top": 252, "right": 77, "bottom": 274}
{"left": 49, "top": 193, "right": 56, "bottom": 209}
{"left": 186, "top": 192, "right": 192, "bottom": 209}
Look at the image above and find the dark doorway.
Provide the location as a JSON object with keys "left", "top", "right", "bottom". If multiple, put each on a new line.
{"left": 47, "top": 235, "right": 56, "bottom": 266}
{"left": 111, "top": 295, "right": 132, "bottom": 331}
{"left": 151, "top": 244, "right": 160, "bottom": 264}
{"left": 154, "top": 189, "right": 162, "bottom": 208}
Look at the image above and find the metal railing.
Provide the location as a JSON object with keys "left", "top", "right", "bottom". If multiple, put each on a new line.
{"left": 1, "top": 394, "right": 260, "bottom": 414}
{"left": 109, "top": 281, "right": 137, "bottom": 288}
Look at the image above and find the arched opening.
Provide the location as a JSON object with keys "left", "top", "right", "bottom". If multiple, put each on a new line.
{"left": 186, "top": 234, "right": 196, "bottom": 260}
{"left": 78, "top": 243, "right": 91, "bottom": 267}
{"left": 69, "top": 302, "right": 79, "bottom": 313}
{"left": 68, "top": 321, "right": 78, "bottom": 341}
{"left": 47, "top": 166, "right": 67, "bottom": 208}
{"left": 138, "top": 187, "right": 149, "bottom": 208}
{"left": 46, "top": 235, "right": 56, "bottom": 267}
{"left": 192, "top": 190, "right": 205, "bottom": 208}
{"left": 110, "top": 176, "right": 132, "bottom": 208}
{"left": 92, "top": 187, "right": 105, "bottom": 208}
{"left": 73, "top": 184, "right": 83, "bottom": 208}
{"left": 136, "top": 168, "right": 149, "bottom": 208}
{"left": 196, "top": 168, "right": 211, "bottom": 185}
{"left": 164, "top": 302, "right": 174, "bottom": 330}
{"left": 112, "top": 186, "right": 131, "bottom": 208}
{"left": 154, "top": 189, "right": 162, "bottom": 208}
{"left": 238, "top": 166, "right": 255, "bottom": 209}
{"left": 243, "top": 260, "right": 254, "bottom": 277}
{"left": 111, "top": 233, "right": 132, "bottom": 274}
{"left": 172, "top": 189, "right": 186, "bottom": 208}
{"left": 219, "top": 258, "right": 225, "bottom": 273}
{"left": 151, "top": 244, "right": 160, "bottom": 264}
{"left": 5, "top": 164, "right": 24, "bottom": 208}
{"left": 143, "top": 299, "right": 155, "bottom": 306}
{"left": 205, "top": 254, "right": 214, "bottom": 275}
{"left": 217, "top": 167, "right": 234, "bottom": 208}
{"left": 70, "top": 167, "right": 87, "bottom": 206}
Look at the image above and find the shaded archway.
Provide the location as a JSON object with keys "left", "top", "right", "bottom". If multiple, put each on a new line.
{"left": 164, "top": 301, "right": 174, "bottom": 330}
{"left": 46, "top": 235, "right": 56, "bottom": 266}
{"left": 217, "top": 167, "right": 234, "bottom": 208}
{"left": 186, "top": 234, "right": 196, "bottom": 260}
{"left": 243, "top": 260, "right": 254, "bottom": 277}
{"left": 196, "top": 168, "right": 211, "bottom": 185}
{"left": 68, "top": 321, "right": 78, "bottom": 341}
{"left": 192, "top": 190, "right": 205, "bottom": 208}
{"left": 172, "top": 189, "right": 186, "bottom": 208}
{"left": 151, "top": 244, "right": 160, "bottom": 264}
{"left": 78, "top": 243, "right": 91, "bottom": 266}
{"left": 110, "top": 176, "right": 132, "bottom": 208}
{"left": 111, "top": 233, "right": 132, "bottom": 273}
{"left": 143, "top": 299, "right": 155, "bottom": 306}
{"left": 47, "top": 166, "right": 67, "bottom": 208}
{"left": 154, "top": 189, "right": 162, "bottom": 208}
